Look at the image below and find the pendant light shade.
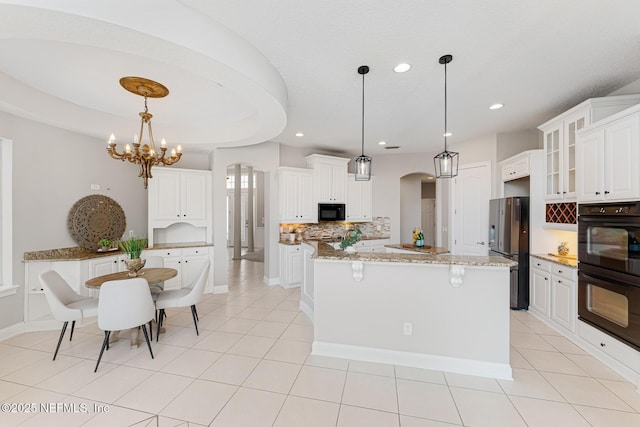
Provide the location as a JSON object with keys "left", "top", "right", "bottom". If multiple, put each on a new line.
{"left": 354, "top": 65, "right": 372, "bottom": 181}
{"left": 434, "top": 54, "right": 458, "bottom": 178}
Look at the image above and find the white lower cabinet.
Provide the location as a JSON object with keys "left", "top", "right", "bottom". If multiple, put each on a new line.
{"left": 530, "top": 257, "right": 577, "bottom": 334}
{"left": 143, "top": 246, "right": 213, "bottom": 292}
{"left": 578, "top": 321, "right": 640, "bottom": 381}
{"left": 279, "top": 244, "right": 303, "bottom": 288}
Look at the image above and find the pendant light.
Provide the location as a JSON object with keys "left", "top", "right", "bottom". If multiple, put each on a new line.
{"left": 354, "top": 65, "right": 372, "bottom": 181}
{"left": 434, "top": 54, "right": 459, "bottom": 178}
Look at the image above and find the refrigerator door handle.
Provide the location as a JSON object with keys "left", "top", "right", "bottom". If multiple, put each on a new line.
{"left": 476, "top": 241, "right": 486, "bottom": 245}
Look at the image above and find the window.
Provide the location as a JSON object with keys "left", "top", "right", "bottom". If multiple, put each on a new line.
{"left": 0, "top": 138, "right": 16, "bottom": 296}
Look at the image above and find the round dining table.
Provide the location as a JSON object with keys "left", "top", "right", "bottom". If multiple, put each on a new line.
{"left": 85, "top": 267, "right": 178, "bottom": 348}
{"left": 85, "top": 267, "right": 177, "bottom": 287}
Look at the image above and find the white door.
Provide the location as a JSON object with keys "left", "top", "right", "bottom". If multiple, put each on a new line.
{"left": 451, "top": 162, "right": 491, "bottom": 256}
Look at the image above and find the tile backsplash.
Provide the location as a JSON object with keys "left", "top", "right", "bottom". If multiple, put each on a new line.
{"left": 280, "top": 217, "right": 391, "bottom": 241}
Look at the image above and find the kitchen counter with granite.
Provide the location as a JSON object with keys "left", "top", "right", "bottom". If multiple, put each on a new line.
{"left": 531, "top": 253, "right": 578, "bottom": 268}
{"left": 311, "top": 241, "right": 516, "bottom": 267}
{"left": 23, "top": 241, "right": 212, "bottom": 262}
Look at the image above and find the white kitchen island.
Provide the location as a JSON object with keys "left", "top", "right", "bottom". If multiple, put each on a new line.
{"left": 307, "top": 242, "right": 516, "bottom": 380}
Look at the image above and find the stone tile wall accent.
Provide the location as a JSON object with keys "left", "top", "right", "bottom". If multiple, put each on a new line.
{"left": 280, "top": 217, "right": 391, "bottom": 241}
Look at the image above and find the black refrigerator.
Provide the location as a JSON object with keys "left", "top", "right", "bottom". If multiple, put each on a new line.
{"left": 489, "top": 197, "right": 529, "bottom": 310}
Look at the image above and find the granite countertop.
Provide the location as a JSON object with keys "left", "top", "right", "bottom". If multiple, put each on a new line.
{"left": 384, "top": 243, "right": 449, "bottom": 255}
{"left": 312, "top": 242, "right": 516, "bottom": 267}
{"left": 23, "top": 241, "right": 212, "bottom": 262}
{"left": 531, "top": 253, "right": 578, "bottom": 268}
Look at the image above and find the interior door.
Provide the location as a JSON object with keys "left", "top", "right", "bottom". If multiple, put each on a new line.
{"left": 452, "top": 162, "right": 491, "bottom": 255}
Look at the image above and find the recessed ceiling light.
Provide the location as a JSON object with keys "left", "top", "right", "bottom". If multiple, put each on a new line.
{"left": 378, "top": 141, "right": 386, "bottom": 145}
{"left": 443, "top": 132, "right": 453, "bottom": 137}
{"left": 427, "top": 176, "right": 434, "bottom": 180}
{"left": 489, "top": 103, "right": 504, "bottom": 110}
{"left": 295, "top": 132, "right": 304, "bottom": 137}
{"left": 394, "top": 63, "right": 411, "bottom": 73}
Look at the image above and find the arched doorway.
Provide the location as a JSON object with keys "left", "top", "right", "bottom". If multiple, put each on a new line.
{"left": 400, "top": 173, "right": 436, "bottom": 246}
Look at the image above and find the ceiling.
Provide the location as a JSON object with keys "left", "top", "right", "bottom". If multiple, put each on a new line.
{"left": 1, "top": 1, "right": 640, "bottom": 157}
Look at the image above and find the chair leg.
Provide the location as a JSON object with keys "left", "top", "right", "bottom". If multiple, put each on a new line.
{"left": 140, "top": 324, "right": 154, "bottom": 359}
{"left": 53, "top": 321, "right": 68, "bottom": 361}
{"left": 190, "top": 305, "right": 199, "bottom": 336}
{"left": 94, "top": 331, "right": 111, "bottom": 373}
{"left": 193, "top": 305, "right": 199, "bottom": 322}
{"left": 148, "top": 321, "right": 153, "bottom": 341}
{"left": 156, "top": 309, "right": 164, "bottom": 342}
{"left": 69, "top": 320, "right": 76, "bottom": 341}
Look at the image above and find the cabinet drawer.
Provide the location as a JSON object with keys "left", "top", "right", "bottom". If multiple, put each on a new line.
{"left": 531, "top": 258, "right": 551, "bottom": 272}
{"left": 182, "top": 247, "right": 210, "bottom": 256}
{"left": 578, "top": 321, "right": 640, "bottom": 373}
{"left": 551, "top": 265, "right": 576, "bottom": 281}
{"left": 148, "top": 248, "right": 181, "bottom": 257}
{"left": 287, "top": 245, "right": 302, "bottom": 253}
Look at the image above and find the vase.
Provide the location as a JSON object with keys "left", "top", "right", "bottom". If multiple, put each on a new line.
{"left": 125, "top": 258, "right": 146, "bottom": 277}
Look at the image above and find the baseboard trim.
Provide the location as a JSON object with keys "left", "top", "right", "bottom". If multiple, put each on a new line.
{"left": 0, "top": 322, "right": 26, "bottom": 341}
{"left": 299, "top": 301, "right": 314, "bottom": 323}
{"left": 213, "top": 285, "right": 229, "bottom": 294}
{"left": 312, "top": 341, "right": 512, "bottom": 380}
{"left": 263, "top": 276, "right": 279, "bottom": 286}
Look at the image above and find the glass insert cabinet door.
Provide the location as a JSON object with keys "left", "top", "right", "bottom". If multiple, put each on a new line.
{"left": 546, "top": 128, "right": 561, "bottom": 198}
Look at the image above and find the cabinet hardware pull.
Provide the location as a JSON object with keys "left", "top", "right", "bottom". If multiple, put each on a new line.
{"left": 604, "top": 191, "right": 610, "bottom": 194}
{"left": 595, "top": 192, "right": 600, "bottom": 195}
{"left": 600, "top": 343, "right": 606, "bottom": 347}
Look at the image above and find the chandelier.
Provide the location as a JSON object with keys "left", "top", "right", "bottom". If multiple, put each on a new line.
{"left": 107, "top": 77, "right": 182, "bottom": 189}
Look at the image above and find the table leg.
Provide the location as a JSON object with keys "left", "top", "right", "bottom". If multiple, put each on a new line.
{"left": 129, "top": 327, "right": 139, "bottom": 349}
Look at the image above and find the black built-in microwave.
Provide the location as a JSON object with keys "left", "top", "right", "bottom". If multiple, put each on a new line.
{"left": 318, "top": 203, "right": 345, "bottom": 221}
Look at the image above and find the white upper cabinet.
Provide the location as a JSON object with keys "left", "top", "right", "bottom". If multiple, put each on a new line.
{"left": 306, "top": 154, "right": 349, "bottom": 203}
{"left": 277, "top": 167, "right": 316, "bottom": 223}
{"left": 539, "top": 95, "right": 640, "bottom": 202}
{"left": 576, "top": 105, "right": 640, "bottom": 202}
{"left": 147, "top": 168, "right": 212, "bottom": 246}
{"left": 346, "top": 173, "right": 372, "bottom": 222}
{"left": 500, "top": 152, "right": 530, "bottom": 182}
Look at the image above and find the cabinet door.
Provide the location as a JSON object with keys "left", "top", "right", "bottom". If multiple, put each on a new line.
{"left": 298, "top": 172, "right": 316, "bottom": 222}
{"left": 279, "top": 171, "right": 300, "bottom": 222}
{"left": 530, "top": 268, "right": 551, "bottom": 317}
{"left": 182, "top": 255, "right": 209, "bottom": 288}
{"left": 551, "top": 277, "right": 575, "bottom": 333}
{"left": 162, "top": 256, "right": 182, "bottom": 290}
{"left": 331, "top": 165, "right": 346, "bottom": 202}
{"left": 544, "top": 127, "right": 562, "bottom": 200}
{"left": 576, "top": 129, "right": 604, "bottom": 202}
{"left": 604, "top": 115, "right": 640, "bottom": 201}
{"left": 346, "top": 176, "right": 363, "bottom": 220}
{"left": 361, "top": 178, "right": 372, "bottom": 221}
{"left": 150, "top": 172, "right": 181, "bottom": 220}
{"left": 501, "top": 163, "right": 515, "bottom": 181}
{"left": 288, "top": 246, "right": 303, "bottom": 286}
{"left": 563, "top": 113, "right": 586, "bottom": 199}
{"left": 315, "top": 163, "right": 334, "bottom": 202}
{"left": 89, "top": 256, "right": 120, "bottom": 277}
{"left": 181, "top": 172, "right": 208, "bottom": 222}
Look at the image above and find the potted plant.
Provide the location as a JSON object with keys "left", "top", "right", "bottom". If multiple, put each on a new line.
{"left": 340, "top": 227, "right": 362, "bottom": 252}
{"left": 97, "top": 238, "right": 112, "bottom": 251}
{"left": 118, "top": 237, "right": 148, "bottom": 276}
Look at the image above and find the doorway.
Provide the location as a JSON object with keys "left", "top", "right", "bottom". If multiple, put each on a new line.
{"left": 400, "top": 173, "right": 437, "bottom": 246}
{"left": 226, "top": 165, "right": 265, "bottom": 260}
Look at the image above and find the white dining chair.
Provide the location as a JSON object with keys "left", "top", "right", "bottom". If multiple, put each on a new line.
{"left": 144, "top": 255, "right": 165, "bottom": 327}
{"left": 39, "top": 270, "right": 99, "bottom": 361}
{"left": 94, "top": 277, "right": 155, "bottom": 372}
{"left": 155, "top": 261, "right": 210, "bottom": 340}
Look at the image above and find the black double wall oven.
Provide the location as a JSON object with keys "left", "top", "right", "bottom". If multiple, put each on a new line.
{"left": 577, "top": 202, "right": 640, "bottom": 350}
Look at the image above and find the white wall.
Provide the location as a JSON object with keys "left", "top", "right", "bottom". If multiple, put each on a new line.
{"left": 496, "top": 130, "right": 540, "bottom": 162}
{"left": 0, "top": 111, "right": 147, "bottom": 329}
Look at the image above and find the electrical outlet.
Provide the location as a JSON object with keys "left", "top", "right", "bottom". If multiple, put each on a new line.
{"left": 129, "top": 230, "right": 134, "bottom": 238}
{"left": 90, "top": 184, "right": 100, "bottom": 190}
{"left": 403, "top": 322, "right": 413, "bottom": 336}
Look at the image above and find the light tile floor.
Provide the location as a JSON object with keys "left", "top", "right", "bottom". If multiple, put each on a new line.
{"left": 1, "top": 256, "right": 640, "bottom": 426}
